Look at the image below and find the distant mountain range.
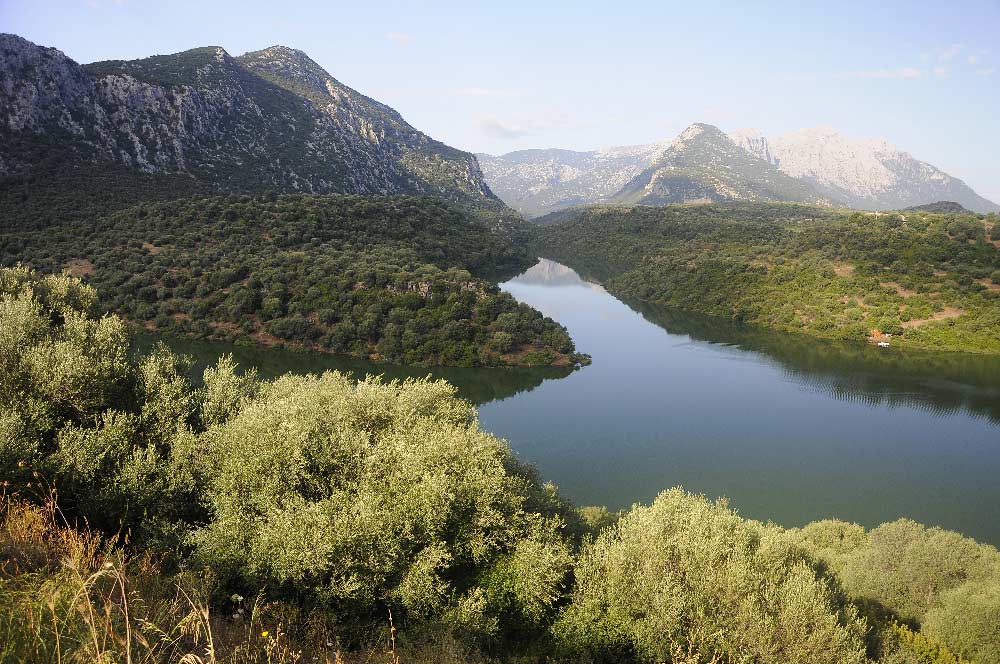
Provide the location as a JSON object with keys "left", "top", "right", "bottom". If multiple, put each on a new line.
{"left": 611, "top": 124, "right": 831, "bottom": 208}
{"left": 0, "top": 34, "right": 506, "bottom": 220}
{"left": 5, "top": 33, "right": 994, "bottom": 224}
{"left": 476, "top": 142, "right": 669, "bottom": 219}
{"left": 729, "top": 126, "right": 998, "bottom": 214}
{"left": 479, "top": 124, "right": 999, "bottom": 217}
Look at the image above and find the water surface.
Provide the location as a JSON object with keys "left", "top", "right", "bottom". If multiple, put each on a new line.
{"left": 149, "top": 259, "right": 1000, "bottom": 544}
{"left": 478, "top": 259, "right": 1000, "bottom": 544}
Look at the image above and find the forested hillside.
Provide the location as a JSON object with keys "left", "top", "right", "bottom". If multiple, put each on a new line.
{"left": 2, "top": 267, "right": 998, "bottom": 664}
{"left": 1, "top": 194, "right": 583, "bottom": 367}
{"left": 535, "top": 203, "right": 1000, "bottom": 354}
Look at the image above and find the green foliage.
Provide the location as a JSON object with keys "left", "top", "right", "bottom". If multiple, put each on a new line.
{"left": 2, "top": 193, "right": 581, "bottom": 367}
{"left": 884, "top": 623, "right": 972, "bottom": 664}
{"left": 536, "top": 203, "right": 1000, "bottom": 354}
{"left": 0, "top": 266, "right": 582, "bottom": 656}
{"left": 924, "top": 581, "right": 1000, "bottom": 664}
{"left": 837, "top": 519, "right": 998, "bottom": 623}
{"left": 554, "top": 488, "right": 869, "bottom": 663}
{"left": 791, "top": 517, "right": 1000, "bottom": 664}
{"left": 4, "top": 263, "right": 999, "bottom": 662}
{"left": 191, "top": 370, "right": 571, "bottom": 627}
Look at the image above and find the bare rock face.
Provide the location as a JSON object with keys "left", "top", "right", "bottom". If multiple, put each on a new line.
{"left": 730, "top": 126, "right": 999, "bottom": 213}
{"left": 0, "top": 34, "right": 500, "bottom": 211}
{"left": 612, "top": 123, "right": 831, "bottom": 207}
{"left": 479, "top": 124, "right": 829, "bottom": 217}
{"left": 479, "top": 121, "right": 998, "bottom": 217}
{"left": 477, "top": 142, "right": 669, "bottom": 218}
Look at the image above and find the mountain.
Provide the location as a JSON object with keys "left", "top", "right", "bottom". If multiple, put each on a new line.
{"left": 478, "top": 124, "right": 831, "bottom": 217}
{"left": 0, "top": 34, "right": 504, "bottom": 222}
{"left": 476, "top": 142, "right": 667, "bottom": 218}
{"left": 611, "top": 124, "right": 831, "bottom": 206}
{"left": 729, "top": 127, "right": 999, "bottom": 213}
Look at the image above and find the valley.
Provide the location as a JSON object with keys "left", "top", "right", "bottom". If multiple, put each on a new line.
{"left": 3, "top": 17, "right": 1000, "bottom": 664}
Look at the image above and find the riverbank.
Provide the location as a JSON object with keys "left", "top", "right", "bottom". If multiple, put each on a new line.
{"left": 534, "top": 203, "right": 1000, "bottom": 355}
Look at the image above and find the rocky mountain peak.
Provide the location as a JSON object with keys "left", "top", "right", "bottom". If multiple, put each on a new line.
{"left": 0, "top": 33, "right": 505, "bottom": 216}
{"left": 676, "top": 123, "right": 707, "bottom": 142}
{"left": 728, "top": 128, "right": 771, "bottom": 162}
{"left": 729, "top": 127, "right": 998, "bottom": 212}
{"left": 611, "top": 122, "right": 830, "bottom": 206}
{"left": 237, "top": 45, "right": 336, "bottom": 96}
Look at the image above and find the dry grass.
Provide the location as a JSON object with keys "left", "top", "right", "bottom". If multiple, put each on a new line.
{"left": 831, "top": 261, "right": 855, "bottom": 278}
{"left": 977, "top": 277, "right": 1000, "bottom": 292}
{"left": 901, "top": 306, "right": 966, "bottom": 329}
{"left": 879, "top": 281, "right": 916, "bottom": 298}
{"left": 63, "top": 259, "right": 96, "bottom": 278}
{"left": 0, "top": 492, "right": 453, "bottom": 664}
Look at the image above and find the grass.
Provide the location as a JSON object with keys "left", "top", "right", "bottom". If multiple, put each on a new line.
{"left": 0, "top": 490, "right": 479, "bottom": 664}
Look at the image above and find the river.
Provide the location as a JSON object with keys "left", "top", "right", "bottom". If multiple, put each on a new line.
{"left": 145, "top": 258, "right": 1000, "bottom": 544}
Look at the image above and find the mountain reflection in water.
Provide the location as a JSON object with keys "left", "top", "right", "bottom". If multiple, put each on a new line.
{"left": 480, "top": 259, "right": 1000, "bottom": 545}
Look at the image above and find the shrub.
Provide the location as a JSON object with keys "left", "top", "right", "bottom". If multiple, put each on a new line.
{"left": 554, "top": 489, "right": 868, "bottom": 663}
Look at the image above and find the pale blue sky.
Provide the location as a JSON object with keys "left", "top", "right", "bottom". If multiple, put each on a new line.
{"left": 3, "top": 0, "right": 999, "bottom": 201}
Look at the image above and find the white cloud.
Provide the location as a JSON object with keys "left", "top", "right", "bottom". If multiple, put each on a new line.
{"left": 977, "top": 68, "right": 996, "bottom": 76}
{"left": 938, "top": 44, "right": 962, "bottom": 61}
{"left": 478, "top": 118, "right": 531, "bottom": 139}
{"left": 384, "top": 32, "right": 413, "bottom": 45}
{"left": 932, "top": 66, "right": 949, "bottom": 77}
{"left": 454, "top": 87, "right": 525, "bottom": 98}
{"left": 968, "top": 54, "right": 982, "bottom": 65}
{"left": 843, "top": 67, "right": 922, "bottom": 80}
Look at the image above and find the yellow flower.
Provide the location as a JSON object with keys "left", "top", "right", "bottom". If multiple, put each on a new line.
{"left": 261, "top": 630, "right": 269, "bottom": 637}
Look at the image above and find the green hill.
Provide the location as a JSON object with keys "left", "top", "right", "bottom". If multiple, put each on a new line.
{"left": 2, "top": 193, "right": 583, "bottom": 367}
{"left": 535, "top": 203, "right": 1000, "bottom": 353}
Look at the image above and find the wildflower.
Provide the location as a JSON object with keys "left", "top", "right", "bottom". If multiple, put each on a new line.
{"left": 261, "top": 630, "right": 269, "bottom": 637}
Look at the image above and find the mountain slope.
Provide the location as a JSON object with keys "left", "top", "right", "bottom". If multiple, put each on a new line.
{"left": 0, "top": 34, "right": 504, "bottom": 222}
{"left": 730, "top": 126, "right": 999, "bottom": 213}
{"left": 477, "top": 142, "right": 667, "bottom": 218}
{"left": 611, "top": 124, "right": 831, "bottom": 206}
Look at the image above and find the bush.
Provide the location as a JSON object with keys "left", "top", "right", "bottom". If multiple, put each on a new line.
{"left": 554, "top": 489, "right": 868, "bottom": 663}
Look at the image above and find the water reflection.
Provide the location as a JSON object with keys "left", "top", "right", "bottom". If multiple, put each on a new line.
{"left": 484, "top": 259, "right": 1000, "bottom": 544}
{"left": 623, "top": 298, "right": 1000, "bottom": 425}
{"left": 133, "top": 334, "right": 572, "bottom": 406}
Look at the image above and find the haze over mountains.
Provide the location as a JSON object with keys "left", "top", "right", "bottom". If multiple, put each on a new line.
{"left": 729, "top": 126, "right": 999, "bottom": 214}
{"left": 0, "top": 34, "right": 504, "bottom": 219}
{"left": 3, "top": 33, "right": 996, "bottom": 226}
{"left": 480, "top": 124, "right": 999, "bottom": 217}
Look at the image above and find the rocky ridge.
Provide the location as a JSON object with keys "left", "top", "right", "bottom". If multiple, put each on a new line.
{"left": 611, "top": 123, "right": 831, "bottom": 206}
{"left": 729, "top": 126, "right": 998, "bottom": 213}
{"left": 476, "top": 141, "right": 668, "bottom": 218}
{"left": 0, "top": 34, "right": 502, "bottom": 214}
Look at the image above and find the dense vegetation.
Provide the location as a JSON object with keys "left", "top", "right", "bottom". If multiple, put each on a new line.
{"left": 535, "top": 203, "right": 1000, "bottom": 354}
{"left": 3, "top": 267, "right": 998, "bottom": 663}
{"left": 1, "top": 193, "right": 584, "bottom": 367}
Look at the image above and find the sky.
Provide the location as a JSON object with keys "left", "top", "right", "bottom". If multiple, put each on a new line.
{"left": 3, "top": 0, "right": 999, "bottom": 201}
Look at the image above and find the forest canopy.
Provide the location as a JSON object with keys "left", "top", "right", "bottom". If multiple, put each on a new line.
{"left": 1, "top": 193, "right": 584, "bottom": 368}
{"left": 535, "top": 204, "right": 1000, "bottom": 354}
